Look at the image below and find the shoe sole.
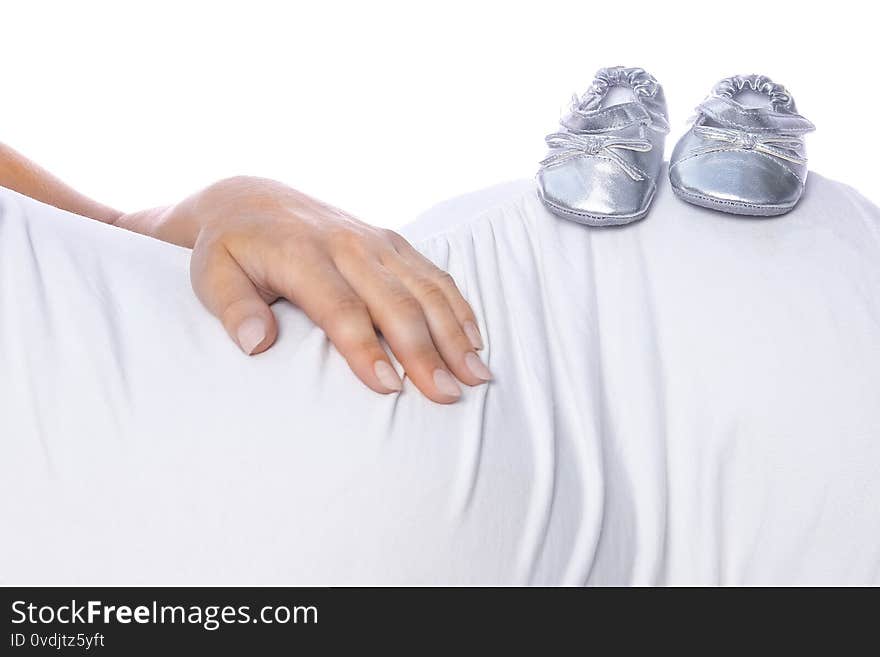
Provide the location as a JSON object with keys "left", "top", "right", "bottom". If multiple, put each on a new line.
{"left": 536, "top": 182, "right": 656, "bottom": 227}
{"left": 670, "top": 184, "right": 798, "bottom": 217}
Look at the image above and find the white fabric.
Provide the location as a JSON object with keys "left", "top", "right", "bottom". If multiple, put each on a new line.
{"left": 1, "top": 171, "right": 879, "bottom": 585}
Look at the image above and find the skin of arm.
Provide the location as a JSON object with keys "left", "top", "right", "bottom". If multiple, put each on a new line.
{"left": 0, "top": 142, "right": 491, "bottom": 403}
{"left": 0, "top": 142, "right": 122, "bottom": 224}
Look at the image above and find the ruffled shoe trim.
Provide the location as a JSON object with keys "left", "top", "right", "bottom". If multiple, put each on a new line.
{"left": 583, "top": 66, "right": 661, "bottom": 102}
{"left": 572, "top": 66, "right": 669, "bottom": 133}
{"left": 712, "top": 74, "right": 796, "bottom": 112}
{"left": 695, "top": 74, "right": 815, "bottom": 134}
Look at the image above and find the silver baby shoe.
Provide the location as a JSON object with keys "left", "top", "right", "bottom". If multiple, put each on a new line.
{"left": 669, "top": 74, "right": 815, "bottom": 216}
{"left": 536, "top": 66, "right": 670, "bottom": 226}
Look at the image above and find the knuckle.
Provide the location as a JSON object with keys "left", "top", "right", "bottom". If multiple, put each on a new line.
{"left": 434, "top": 270, "right": 457, "bottom": 290}
{"left": 433, "top": 324, "right": 471, "bottom": 354}
{"left": 407, "top": 342, "right": 441, "bottom": 365}
{"left": 341, "top": 335, "right": 381, "bottom": 359}
{"left": 417, "top": 281, "right": 447, "bottom": 305}
{"left": 320, "top": 296, "right": 368, "bottom": 328}
{"left": 216, "top": 174, "right": 260, "bottom": 188}
{"left": 383, "top": 229, "right": 406, "bottom": 247}
{"left": 332, "top": 228, "right": 374, "bottom": 258}
{"left": 332, "top": 295, "right": 369, "bottom": 317}
{"left": 327, "top": 315, "right": 372, "bottom": 348}
{"left": 391, "top": 292, "right": 423, "bottom": 316}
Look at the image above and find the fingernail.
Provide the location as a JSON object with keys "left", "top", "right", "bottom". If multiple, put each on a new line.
{"left": 463, "top": 320, "right": 484, "bottom": 350}
{"left": 374, "top": 360, "right": 403, "bottom": 392}
{"left": 465, "top": 352, "right": 492, "bottom": 382}
{"left": 237, "top": 316, "right": 266, "bottom": 355}
{"left": 433, "top": 369, "right": 461, "bottom": 398}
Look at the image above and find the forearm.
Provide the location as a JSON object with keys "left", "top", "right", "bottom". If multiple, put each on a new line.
{"left": 0, "top": 142, "right": 123, "bottom": 225}
{"left": 0, "top": 141, "right": 201, "bottom": 248}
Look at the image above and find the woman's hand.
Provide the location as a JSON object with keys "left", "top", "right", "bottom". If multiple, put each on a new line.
{"left": 0, "top": 146, "right": 487, "bottom": 402}
{"left": 119, "top": 176, "right": 489, "bottom": 403}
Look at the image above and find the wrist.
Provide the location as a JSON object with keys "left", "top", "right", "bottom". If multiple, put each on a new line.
{"left": 116, "top": 190, "right": 211, "bottom": 249}
{"left": 114, "top": 205, "right": 192, "bottom": 246}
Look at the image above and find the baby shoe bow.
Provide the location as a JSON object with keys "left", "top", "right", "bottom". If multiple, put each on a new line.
{"left": 689, "top": 125, "right": 807, "bottom": 166}
{"left": 540, "top": 133, "right": 654, "bottom": 181}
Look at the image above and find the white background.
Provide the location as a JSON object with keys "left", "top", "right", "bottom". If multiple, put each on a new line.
{"left": 2, "top": 0, "right": 877, "bottom": 226}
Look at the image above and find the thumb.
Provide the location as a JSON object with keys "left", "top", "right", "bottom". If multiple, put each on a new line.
{"left": 190, "top": 242, "right": 278, "bottom": 356}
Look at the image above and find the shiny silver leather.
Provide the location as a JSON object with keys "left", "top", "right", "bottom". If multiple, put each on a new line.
{"left": 537, "top": 66, "right": 669, "bottom": 226}
{"left": 669, "top": 75, "right": 815, "bottom": 216}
